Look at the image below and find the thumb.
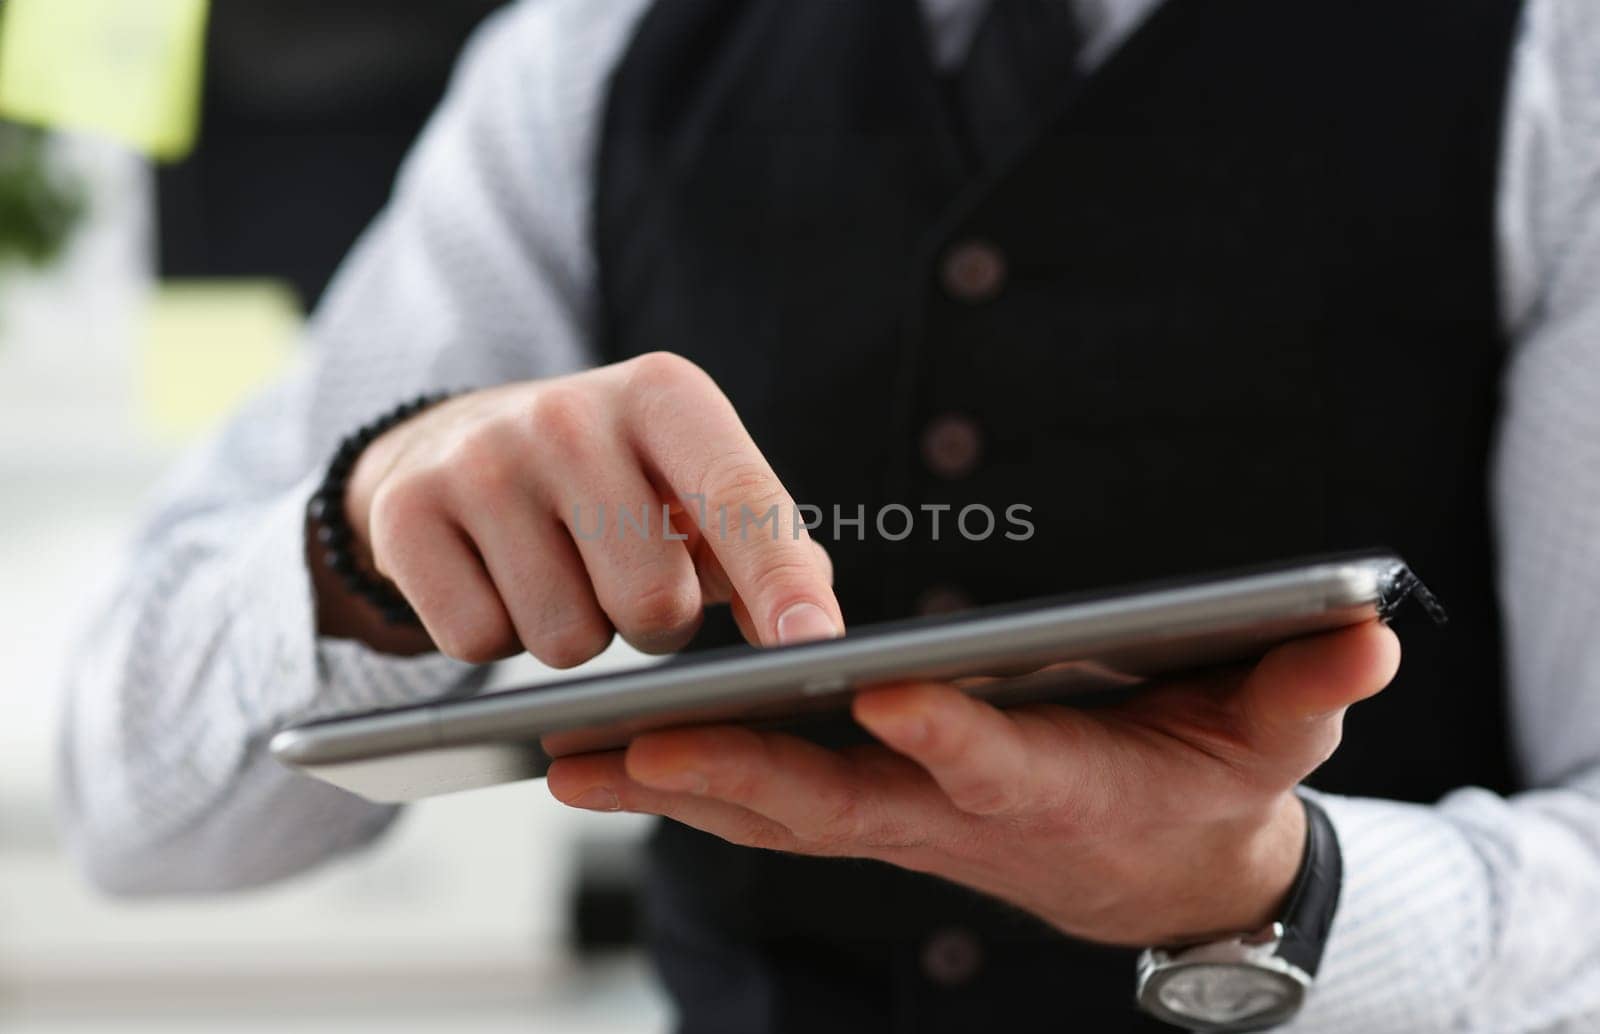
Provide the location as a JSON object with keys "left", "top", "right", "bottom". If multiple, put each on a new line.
{"left": 1234, "top": 621, "right": 1401, "bottom": 759}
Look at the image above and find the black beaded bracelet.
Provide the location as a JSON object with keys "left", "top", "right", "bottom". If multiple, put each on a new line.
{"left": 308, "top": 392, "right": 453, "bottom": 626}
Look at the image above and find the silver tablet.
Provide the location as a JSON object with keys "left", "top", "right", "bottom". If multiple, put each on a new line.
{"left": 272, "top": 552, "right": 1426, "bottom": 802}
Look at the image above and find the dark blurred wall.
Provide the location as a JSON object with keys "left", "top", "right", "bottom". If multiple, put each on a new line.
{"left": 158, "top": 1, "right": 505, "bottom": 308}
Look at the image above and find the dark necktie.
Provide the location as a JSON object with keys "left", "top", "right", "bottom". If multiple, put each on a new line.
{"left": 955, "top": 0, "right": 1084, "bottom": 168}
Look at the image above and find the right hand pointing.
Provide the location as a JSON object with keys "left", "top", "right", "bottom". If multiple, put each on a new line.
{"left": 313, "top": 352, "right": 841, "bottom": 665}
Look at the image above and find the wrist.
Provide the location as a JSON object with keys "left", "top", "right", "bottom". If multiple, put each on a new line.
{"left": 307, "top": 394, "right": 451, "bottom": 649}
{"left": 1151, "top": 792, "right": 1308, "bottom": 947}
{"left": 305, "top": 512, "right": 432, "bottom": 653}
{"left": 1031, "top": 792, "right": 1309, "bottom": 948}
{"left": 1134, "top": 794, "right": 1343, "bottom": 1031}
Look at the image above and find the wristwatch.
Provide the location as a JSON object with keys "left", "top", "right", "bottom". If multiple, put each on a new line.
{"left": 1135, "top": 795, "right": 1342, "bottom": 1032}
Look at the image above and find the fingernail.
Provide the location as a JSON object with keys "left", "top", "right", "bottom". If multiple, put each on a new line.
{"left": 570, "top": 787, "right": 620, "bottom": 811}
{"left": 777, "top": 602, "right": 838, "bottom": 645}
{"left": 652, "top": 770, "right": 709, "bottom": 795}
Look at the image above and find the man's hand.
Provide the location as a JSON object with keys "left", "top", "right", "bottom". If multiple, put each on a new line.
{"left": 547, "top": 621, "right": 1400, "bottom": 947}
{"left": 311, "top": 352, "right": 841, "bottom": 661}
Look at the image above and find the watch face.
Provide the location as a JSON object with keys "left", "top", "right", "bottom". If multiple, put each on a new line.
{"left": 1147, "top": 963, "right": 1305, "bottom": 1030}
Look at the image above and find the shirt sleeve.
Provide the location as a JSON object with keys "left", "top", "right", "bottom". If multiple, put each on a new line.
{"left": 1288, "top": 1, "right": 1600, "bottom": 1030}
{"left": 56, "top": 0, "right": 653, "bottom": 894}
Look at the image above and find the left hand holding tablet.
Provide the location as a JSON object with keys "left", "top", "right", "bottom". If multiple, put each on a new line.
{"left": 547, "top": 620, "right": 1399, "bottom": 946}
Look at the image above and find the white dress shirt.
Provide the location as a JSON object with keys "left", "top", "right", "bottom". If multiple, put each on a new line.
{"left": 58, "top": 1, "right": 1600, "bottom": 1030}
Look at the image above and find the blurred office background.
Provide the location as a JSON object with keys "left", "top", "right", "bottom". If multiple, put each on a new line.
{"left": 0, "top": 4, "right": 666, "bottom": 1032}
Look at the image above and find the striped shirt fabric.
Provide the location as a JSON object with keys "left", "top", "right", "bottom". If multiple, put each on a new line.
{"left": 57, "top": 2, "right": 1600, "bottom": 1030}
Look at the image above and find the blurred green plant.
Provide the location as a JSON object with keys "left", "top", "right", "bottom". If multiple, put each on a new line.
{"left": 0, "top": 120, "right": 88, "bottom": 269}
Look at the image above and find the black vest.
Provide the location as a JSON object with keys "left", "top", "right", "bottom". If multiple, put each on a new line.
{"left": 593, "top": 2, "right": 1524, "bottom": 1030}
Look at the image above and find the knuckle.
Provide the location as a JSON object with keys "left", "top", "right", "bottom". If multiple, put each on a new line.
{"left": 366, "top": 476, "right": 441, "bottom": 570}
{"left": 606, "top": 783, "right": 639, "bottom": 813}
{"left": 433, "top": 616, "right": 515, "bottom": 665}
{"left": 700, "top": 730, "right": 769, "bottom": 801}
{"left": 917, "top": 704, "right": 974, "bottom": 765}
{"left": 625, "top": 351, "right": 711, "bottom": 395}
{"left": 918, "top": 713, "right": 955, "bottom": 757}
{"left": 621, "top": 352, "right": 735, "bottom": 438}
{"left": 736, "top": 817, "right": 790, "bottom": 852}
{"left": 714, "top": 761, "right": 767, "bottom": 806}
{"left": 621, "top": 578, "right": 702, "bottom": 644}
{"left": 810, "top": 789, "right": 868, "bottom": 849}
{"left": 444, "top": 430, "right": 519, "bottom": 498}
{"left": 528, "top": 613, "right": 615, "bottom": 669}
{"left": 810, "top": 540, "right": 834, "bottom": 584}
{"left": 369, "top": 474, "right": 431, "bottom": 531}
{"left": 698, "top": 455, "right": 782, "bottom": 512}
{"left": 524, "top": 385, "right": 598, "bottom": 455}
{"left": 745, "top": 556, "right": 824, "bottom": 612}
{"left": 950, "top": 777, "right": 1019, "bottom": 817}
{"left": 867, "top": 815, "right": 934, "bottom": 855}
{"left": 1035, "top": 782, "right": 1099, "bottom": 839}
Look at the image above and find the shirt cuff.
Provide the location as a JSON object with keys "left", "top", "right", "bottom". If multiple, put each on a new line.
{"left": 1284, "top": 789, "right": 1492, "bottom": 1033}
{"left": 228, "top": 470, "right": 484, "bottom": 737}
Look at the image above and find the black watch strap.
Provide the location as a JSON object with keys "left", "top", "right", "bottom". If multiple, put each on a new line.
{"left": 1276, "top": 793, "right": 1342, "bottom": 977}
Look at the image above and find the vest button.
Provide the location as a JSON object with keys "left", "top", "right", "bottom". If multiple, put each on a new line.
{"left": 940, "top": 240, "right": 1007, "bottom": 301}
{"left": 920, "top": 927, "right": 984, "bottom": 986}
{"left": 915, "top": 585, "right": 973, "bottom": 616}
{"left": 921, "top": 414, "right": 983, "bottom": 479}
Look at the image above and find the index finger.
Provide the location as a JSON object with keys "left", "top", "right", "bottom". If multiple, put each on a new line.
{"left": 615, "top": 353, "right": 842, "bottom": 646}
